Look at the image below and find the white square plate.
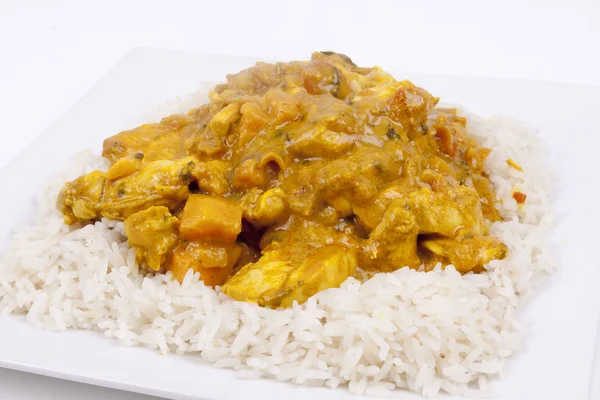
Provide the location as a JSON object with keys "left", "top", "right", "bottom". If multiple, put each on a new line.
{"left": 1, "top": 48, "right": 600, "bottom": 400}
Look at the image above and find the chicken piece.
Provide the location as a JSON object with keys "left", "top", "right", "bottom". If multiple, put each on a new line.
{"left": 209, "top": 102, "right": 241, "bottom": 137}
{"left": 221, "top": 252, "right": 296, "bottom": 305}
{"left": 288, "top": 126, "right": 356, "bottom": 158}
{"left": 98, "top": 157, "right": 198, "bottom": 220}
{"left": 57, "top": 171, "right": 106, "bottom": 225}
{"left": 407, "top": 186, "right": 487, "bottom": 238}
{"left": 194, "top": 160, "right": 230, "bottom": 196}
{"left": 275, "top": 245, "right": 357, "bottom": 307}
{"left": 313, "top": 160, "right": 378, "bottom": 217}
{"left": 311, "top": 51, "right": 358, "bottom": 68}
{"left": 471, "top": 173, "right": 502, "bottom": 222}
{"left": 386, "top": 81, "right": 439, "bottom": 139}
{"left": 103, "top": 114, "right": 197, "bottom": 164}
{"left": 105, "top": 156, "right": 143, "bottom": 181}
{"left": 222, "top": 245, "right": 357, "bottom": 308}
{"left": 241, "top": 188, "right": 288, "bottom": 227}
{"left": 231, "top": 130, "right": 289, "bottom": 191}
{"left": 263, "top": 90, "right": 301, "bottom": 125}
{"left": 251, "top": 62, "right": 283, "bottom": 87}
{"left": 347, "top": 146, "right": 404, "bottom": 188}
{"left": 302, "top": 59, "right": 351, "bottom": 98}
{"left": 179, "top": 194, "right": 242, "bottom": 244}
{"left": 185, "top": 128, "right": 225, "bottom": 158}
{"left": 167, "top": 241, "right": 241, "bottom": 285}
{"left": 418, "top": 169, "right": 450, "bottom": 192}
{"left": 258, "top": 216, "right": 359, "bottom": 253}
{"left": 420, "top": 236, "right": 507, "bottom": 272}
{"left": 224, "top": 218, "right": 358, "bottom": 307}
{"left": 304, "top": 52, "right": 396, "bottom": 99}
{"left": 232, "top": 158, "right": 279, "bottom": 190}
{"left": 353, "top": 180, "right": 416, "bottom": 231}
{"left": 237, "top": 102, "right": 271, "bottom": 144}
{"left": 277, "top": 162, "right": 320, "bottom": 217}
{"left": 360, "top": 199, "right": 420, "bottom": 271}
{"left": 123, "top": 206, "right": 180, "bottom": 271}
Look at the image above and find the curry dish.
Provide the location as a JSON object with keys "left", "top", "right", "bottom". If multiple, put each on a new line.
{"left": 58, "top": 52, "right": 507, "bottom": 308}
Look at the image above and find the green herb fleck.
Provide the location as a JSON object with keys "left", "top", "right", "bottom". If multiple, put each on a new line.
{"left": 386, "top": 127, "right": 400, "bottom": 140}
{"left": 180, "top": 169, "right": 192, "bottom": 181}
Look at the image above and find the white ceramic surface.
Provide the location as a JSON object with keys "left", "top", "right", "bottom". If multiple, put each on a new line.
{"left": 1, "top": 48, "right": 599, "bottom": 400}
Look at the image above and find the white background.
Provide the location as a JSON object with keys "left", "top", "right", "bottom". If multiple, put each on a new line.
{"left": 0, "top": 0, "right": 599, "bottom": 399}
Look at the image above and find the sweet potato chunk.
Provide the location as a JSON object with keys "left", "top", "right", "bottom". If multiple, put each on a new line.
{"left": 168, "top": 241, "right": 241, "bottom": 286}
{"left": 180, "top": 195, "right": 242, "bottom": 243}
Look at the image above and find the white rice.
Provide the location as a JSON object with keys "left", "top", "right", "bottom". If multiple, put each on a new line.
{"left": 0, "top": 104, "right": 555, "bottom": 397}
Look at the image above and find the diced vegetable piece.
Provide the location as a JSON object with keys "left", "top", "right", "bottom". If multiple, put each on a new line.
{"left": 513, "top": 191, "right": 527, "bottom": 204}
{"left": 180, "top": 195, "right": 242, "bottom": 243}
{"left": 168, "top": 241, "right": 241, "bottom": 286}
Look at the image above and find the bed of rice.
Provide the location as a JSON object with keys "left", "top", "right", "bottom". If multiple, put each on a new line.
{"left": 0, "top": 107, "right": 555, "bottom": 397}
